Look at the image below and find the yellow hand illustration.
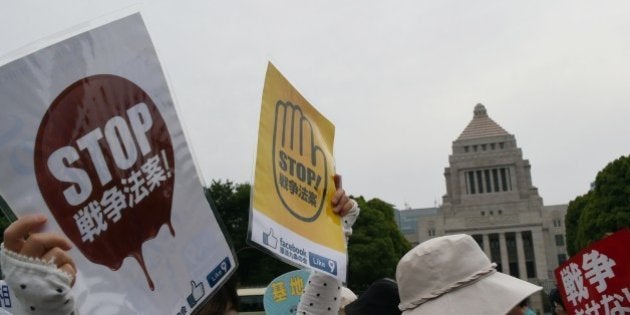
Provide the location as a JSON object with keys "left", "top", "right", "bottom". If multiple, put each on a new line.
{"left": 272, "top": 100, "right": 328, "bottom": 222}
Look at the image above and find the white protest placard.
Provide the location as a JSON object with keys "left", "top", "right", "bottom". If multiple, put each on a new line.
{"left": 0, "top": 13, "right": 235, "bottom": 314}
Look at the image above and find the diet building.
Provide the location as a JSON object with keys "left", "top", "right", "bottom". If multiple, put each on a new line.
{"left": 396, "top": 104, "right": 568, "bottom": 312}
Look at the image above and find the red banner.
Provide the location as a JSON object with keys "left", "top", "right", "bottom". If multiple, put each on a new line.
{"left": 555, "top": 229, "right": 629, "bottom": 314}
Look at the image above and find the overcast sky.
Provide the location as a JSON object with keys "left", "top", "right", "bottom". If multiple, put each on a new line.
{"left": 2, "top": 1, "right": 629, "bottom": 210}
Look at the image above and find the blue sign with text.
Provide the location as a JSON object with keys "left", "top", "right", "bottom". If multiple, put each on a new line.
{"left": 206, "top": 257, "right": 231, "bottom": 288}
{"left": 308, "top": 252, "right": 337, "bottom": 275}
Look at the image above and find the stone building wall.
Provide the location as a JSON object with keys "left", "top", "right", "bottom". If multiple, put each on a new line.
{"left": 398, "top": 104, "right": 568, "bottom": 313}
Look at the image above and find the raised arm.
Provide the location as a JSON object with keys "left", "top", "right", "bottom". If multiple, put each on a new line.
{"left": 297, "top": 175, "right": 360, "bottom": 315}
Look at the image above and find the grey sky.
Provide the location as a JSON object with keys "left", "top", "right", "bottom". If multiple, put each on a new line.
{"left": 2, "top": 1, "right": 629, "bottom": 209}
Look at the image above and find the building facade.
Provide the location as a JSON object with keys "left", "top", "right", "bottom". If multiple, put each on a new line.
{"left": 398, "top": 104, "right": 568, "bottom": 312}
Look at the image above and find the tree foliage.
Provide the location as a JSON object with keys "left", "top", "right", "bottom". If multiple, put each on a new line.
{"left": 566, "top": 155, "right": 630, "bottom": 255}
{"left": 347, "top": 196, "right": 411, "bottom": 292}
{"left": 205, "top": 181, "right": 411, "bottom": 291}
{"left": 565, "top": 192, "right": 592, "bottom": 255}
{"left": 205, "top": 180, "right": 294, "bottom": 287}
{"left": 0, "top": 195, "right": 17, "bottom": 243}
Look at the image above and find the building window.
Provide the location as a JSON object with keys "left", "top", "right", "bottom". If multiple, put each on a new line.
{"left": 498, "top": 209, "right": 503, "bottom": 215}
{"left": 553, "top": 219, "right": 562, "bottom": 227}
{"left": 555, "top": 234, "right": 565, "bottom": 246}
{"left": 500, "top": 168, "right": 509, "bottom": 191}
{"left": 473, "top": 145, "right": 478, "bottom": 152}
{"left": 472, "top": 234, "right": 484, "bottom": 250}
{"left": 558, "top": 254, "right": 567, "bottom": 265}
{"left": 492, "top": 169, "right": 500, "bottom": 192}
{"left": 481, "top": 211, "right": 485, "bottom": 216}
{"left": 505, "top": 232, "right": 520, "bottom": 278}
{"left": 522, "top": 231, "right": 537, "bottom": 278}
{"left": 476, "top": 170, "right": 484, "bottom": 193}
{"left": 465, "top": 167, "right": 514, "bottom": 195}
{"left": 468, "top": 172, "right": 476, "bottom": 194}
{"left": 499, "top": 142, "right": 505, "bottom": 149}
{"left": 491, "top": 143, "right": 496, "bottom": 150}
{"left": 481, "top": 144, "right": 487, "bottom": 151}
{"left": 466, "top": 167, "right": 513, "bottom": 195}
{"left": 484, "top": 170, "right": 492, "bottom": 192}
{"left": 464, "top": 146, "right": 469, "bottom": 153}
{"left": 428, "top": 229, "right": 436, "bottom": 237}
{"left": 489, "top": 234, "right": 502, "bottom": 272}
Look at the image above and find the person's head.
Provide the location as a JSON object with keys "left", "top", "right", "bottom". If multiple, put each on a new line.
{"left": 396, "top": 234, "right": 542, "bottom": 315}
{"left": 344, "top": 278, "right": 401, "bottom": 315}
{"left": 506, "top": 298, "right": 529, "bottom": 315}
{"left": 549, "top": 288, "right": 567, "bottom": 315}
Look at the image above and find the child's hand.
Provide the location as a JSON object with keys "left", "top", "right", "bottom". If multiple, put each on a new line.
{"left": 4, "top": 214, "right": 77, "bottom": 285}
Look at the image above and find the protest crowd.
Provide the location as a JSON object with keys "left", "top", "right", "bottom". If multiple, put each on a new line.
{"left": 0, "top": 9, "right": 627, "bottom": 315}
{"left": 0, "top": 176, "right": 583, "bottom": 315}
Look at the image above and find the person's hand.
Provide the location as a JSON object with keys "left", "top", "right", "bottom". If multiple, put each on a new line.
{"left": 332, "top": 174, "right": 354, "bottom": 216}
{"left": 3, "top": 214, "right": 77, "bottom": 285}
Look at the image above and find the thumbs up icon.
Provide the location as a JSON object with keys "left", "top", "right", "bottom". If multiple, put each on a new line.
{"left": 186, "top": 280, "right": 205, "bottom": 308}
{"left": 263, "top": 228, "right": 278, "bottom": 249}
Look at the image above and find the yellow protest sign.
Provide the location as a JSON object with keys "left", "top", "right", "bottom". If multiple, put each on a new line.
{"left": 250, "top": 63, "right": 346, "bottom": 279}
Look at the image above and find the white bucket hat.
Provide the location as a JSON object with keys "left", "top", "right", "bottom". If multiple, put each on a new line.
{"left": 396, "top": 234, "right": 541, "bottom": 315}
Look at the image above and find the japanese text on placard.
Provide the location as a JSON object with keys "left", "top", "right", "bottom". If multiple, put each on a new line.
{"left": 74, "top": 149, "right": 172, "bottom": 242}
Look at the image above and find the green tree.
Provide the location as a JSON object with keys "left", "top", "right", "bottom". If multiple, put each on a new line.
{"left": 566, "top": 155, "right": 630, "bottom": 255}
{"left": 205, "top": 180, "right": 294, "bottom": 287}
{"left": 347, "top": 196, "right": 411, "bottom": 292}
{"left": 565, "top": 192, "right": 592, "bottom": 255}
{"left": 205, "top": 181, "right": 411, "bottom": 290}
{"left": 0, "top": 195, "right": 17, "bottom": 243}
